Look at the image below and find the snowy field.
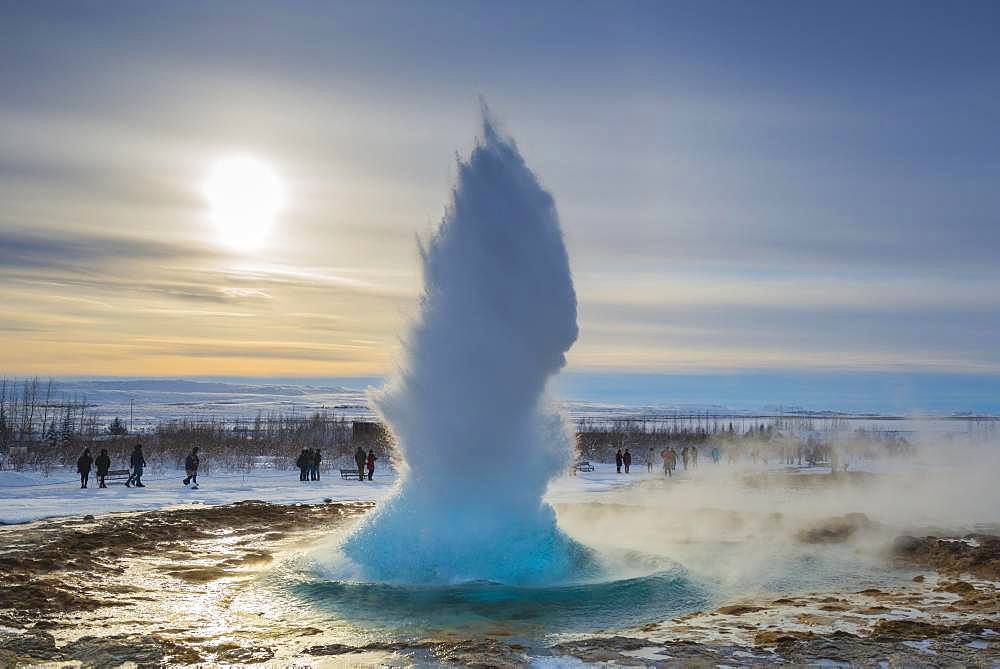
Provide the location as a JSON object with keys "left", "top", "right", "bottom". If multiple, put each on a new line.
{"left": 19, "top": 378, "right": 990, "bottom": 432}
{"left": 0, "top": 462, "right": 651, "bottom": 525}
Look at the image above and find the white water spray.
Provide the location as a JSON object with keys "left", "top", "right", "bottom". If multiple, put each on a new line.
{"left": 342, "top": 111, "right": 589, "bottom": 584}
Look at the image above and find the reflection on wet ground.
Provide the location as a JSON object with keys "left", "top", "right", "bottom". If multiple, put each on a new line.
{"left": 0, "top": 501, "right": 375, "bottom": 666}
{"left": 1, "top": 499, "right": 999, "bottom": 667}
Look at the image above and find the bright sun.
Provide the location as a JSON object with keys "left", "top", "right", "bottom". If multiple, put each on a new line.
{"left": 203, "top": 155, "right": 285, "bottom": 251}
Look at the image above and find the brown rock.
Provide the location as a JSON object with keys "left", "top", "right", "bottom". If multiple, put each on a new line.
{"left": 797, "top": 513, "right": 875, "bottom": 544}
{"left": 717, "top": 604, "right": 767, "bottom": 615}
{"left": 935, "top": 580, "right": 977, "bottom": 595}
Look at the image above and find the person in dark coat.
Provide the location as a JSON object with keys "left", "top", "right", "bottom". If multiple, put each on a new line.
{"left": 295, "top": 448, "right": 310, "bottom": 481}
{"left": 615, "top": 448, "right": 623, "bottom": 474}
{"left": 95, "top": 449, "right": 111, "bottom": 488}
{"left": 623, "top": 448, "right": 632, "bottom": 473}
{"left": 77, "top": 448, "right": 93, "bottom": 488}
{"left": 183, "top": 447, "right": 200, "bottom": 488}
{"left": 366, "top": 449, "right": 376, "bottom": 481}
{"left": 311, "top": 449, "right": 322, "bottom": 481}
{"left": 354, "top": 446, "right": 366, "bottom": 481}
{"left": 126, "top": 444, "right": 146, "bottom": 487}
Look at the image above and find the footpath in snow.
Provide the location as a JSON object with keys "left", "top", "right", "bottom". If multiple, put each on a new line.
{"left": 0, "top": 462, "right": 652, "bottom": 525}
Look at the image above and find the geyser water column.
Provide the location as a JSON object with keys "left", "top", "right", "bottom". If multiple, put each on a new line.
{"left": 342, "top": 114, "right": 589, "bottom": 585}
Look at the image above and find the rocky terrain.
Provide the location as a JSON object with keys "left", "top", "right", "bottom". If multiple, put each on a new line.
{"left": 0, "top": 502, "right": 997, "bottom": 667}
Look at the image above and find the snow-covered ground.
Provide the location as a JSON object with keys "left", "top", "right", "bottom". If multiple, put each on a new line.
{"left": 17, "top": 378, "right": 987, "bottom": 433}
{"left": 0, "top": 462, "right": 652, "bottom": 524}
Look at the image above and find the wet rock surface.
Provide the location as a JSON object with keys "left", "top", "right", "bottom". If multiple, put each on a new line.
{"left": 894, "top": 533, "right": 1000, "bottom": 580}
{"left": 547, "top": 622, "right": 999, "bottom": 667}
{"left": 0, "top": 500, "right": 370, "bottom": 615}
{"left": 0, "top": 503, "right": 998, "bottom": 667}
{"left": 0, "top": 500, "right": 372, "bottom": 667}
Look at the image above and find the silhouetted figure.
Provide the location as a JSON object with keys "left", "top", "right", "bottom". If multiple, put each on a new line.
{"left": 354, "top": 446, "right": 367, "bottom": 481}
{"left": 623, "top": 448, "right": 632, "bottom": 473}
{"left": 366, "top": 449, "right": 376, "bottom": 481}
{"left": 183, "top": 447, "right": 200, "bottom": 488}
{"left": 126, "top": 444, "right": 146, "bottom": 487}
{"left": 615, "top": 448, "right": 623, "bottom": 473}
{"left": 647, "top": 447, "right": 654, "bottom": 473}
{"left": 77, "top": 449, "right": 93, "bottom": 489}
{"left": 95, "top": 449, "right": 111, "bottom": 488}
{"left": 681, "top": 446, "right": 690, "bottom": 470}
{"left": 692, "top": 447, "right": 699, "bottom": 467}
{"left": 311, "top": 449, "right": 322, "bottom": 481}
{"left": 296, "top": 448, "right": 310, "bottom": 481}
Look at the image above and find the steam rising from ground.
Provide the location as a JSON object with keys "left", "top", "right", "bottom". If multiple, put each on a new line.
{"left": 342, "top": 112, "right": 587, "bottom": 584}
{"left": 556, "top": 435, "right": 1000, "bottom": 597}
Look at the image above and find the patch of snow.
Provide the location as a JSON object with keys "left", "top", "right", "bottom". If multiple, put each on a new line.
{"left": 940, "top": 537, "right": 982, "bottom": 548}
{"left": 0, "top": 462, "right": 640, "bottom": 524}
{"left": 621, "top": 646, "right": 668, "bottom": 661}
{"left": 528, "top": 656, "right": 588, "bottom": 668}
{"left": 902, "top": 639, "right": 937, "bottom": 655}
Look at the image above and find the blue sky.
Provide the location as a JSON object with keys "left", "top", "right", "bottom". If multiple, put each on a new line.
{"left": 1, "top": 2, "right": 999, "bottom": 401}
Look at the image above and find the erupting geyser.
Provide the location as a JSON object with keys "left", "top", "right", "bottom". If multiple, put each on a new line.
{"left": 342, "top": 111, "right": 591, "bottom": 584}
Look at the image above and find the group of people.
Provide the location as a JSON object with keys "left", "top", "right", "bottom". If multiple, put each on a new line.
{"left": 614, "top": 448, "right": 633, "bottom": 473}
{"left": 354, "top": 446, "right": 377, "bottom": 481}
{"left": 74, "top": 444, "right": 199, "bottom": 489}
{"left": 660, "top": 445, "right": 700, "bottom": 476}
{"left": 76, "top": 442, "right": 381, "bottom": 489}
{"left": 294, "top": 447, "right": 378, "bottom": 482}
{"left": 75, "top": 448, "right": 112, "bottom": 488}
{"left": 606, "top": 445, "right": 721, "bottom": 479}
{"left": 295, "top": 448, "right": 324, "bottom": 481}
{"left": 615, "top": 446, "right": 702, "bottom": 476}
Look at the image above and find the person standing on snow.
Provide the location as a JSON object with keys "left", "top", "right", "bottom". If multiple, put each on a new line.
{"left": 615, "top": 448, "right": 623, "bottom": 473}
{"left": 623, "top": 448, "right": 632, "bottom": 473}
{"left": 77, "top": 448, "right": 93, "bottom": 489}
{"left": 366, "top": 449, "right": 376, "bottom": 481}
{"left": 311, "top": 449, "right": 322, "bottom": 481}
{"left": 126, "top": 443, "right": 146, "bottom": 487}
{"left": 296, "top": 448, "right": 310, "bottom": 481}
{"left": 95, "top": 449, "right": 111, "bottom": 488}
{"left": 183, "top": 447, "right": 200, "bottom": 488}
{"left": 354, "top": 446, "right": 367, "bottom": 481}
{"left": 663, "top": 447, "right": 677, "bottom": 477}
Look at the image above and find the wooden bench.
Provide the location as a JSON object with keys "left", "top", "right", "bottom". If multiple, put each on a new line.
{"left": 574, "top": 461, "right": 595, "bottom": 473}
{"left": 340, "top": 468, "right": 360, "bottom": 480}
{"left": 104, "top": 469, "right": 131, "bottom": 483}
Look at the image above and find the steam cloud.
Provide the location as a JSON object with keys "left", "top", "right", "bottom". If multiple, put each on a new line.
{"left": 342, "top": 110, "right": 588, "bottom": 584}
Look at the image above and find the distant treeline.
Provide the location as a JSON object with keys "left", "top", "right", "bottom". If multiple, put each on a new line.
{"left": 0, "top": 377, "right": 393, "bottom": 474}
{"left": 575, "top": 417, "right": 914, "bottom": 467}
{"left": 0, "top": 376, "right": 951, "bottom": 474}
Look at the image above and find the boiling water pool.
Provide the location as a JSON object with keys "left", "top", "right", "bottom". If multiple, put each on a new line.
{"left": 260, "top": 541, "right": 911, "bottom": 641}
{"left": 259, "top": 548, "right": 706, "bottom": 638}
{"left": 286, "top": 572, "right": 706, "bottom": 636}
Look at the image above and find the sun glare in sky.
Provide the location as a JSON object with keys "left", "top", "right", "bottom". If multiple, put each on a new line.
{"left": 203, "top": 155, "right": 285, "bottom": 252}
